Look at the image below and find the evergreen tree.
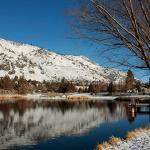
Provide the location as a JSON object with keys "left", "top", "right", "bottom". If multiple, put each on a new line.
{"left": 108, "top": 82, "right": 115, "bottom": 94}
{"left": 2, "top": 75, "right": 13, "bottom": 90}
{"left": 12, "top": 76, "right": 19, "bottom": 91}
{"left": 58, "top": 79, "right": 76, "bottom": 93}
{"left": 0, "top": 78, "right": 3, "bottom": 89}
{"left": 125, "top": 70, "right": 135, "bottom": 92}
{"left": 18, "top": 76, "right": 30, "bottom": 94}
{"left": 78, "top": 88, "right": 83, "bottom": 93}
{"left": 135, "top": 81, "right": 141, "bottom": 93}
{"left": 88, "top": 83, "right": 95, "bottom": 93}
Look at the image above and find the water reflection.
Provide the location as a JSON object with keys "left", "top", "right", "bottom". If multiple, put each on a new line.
{"left": 0, "top": 100, "right": 149, "bottom": 150}
{"left": 127, "top": 102, "right": 150, "bottom": 123}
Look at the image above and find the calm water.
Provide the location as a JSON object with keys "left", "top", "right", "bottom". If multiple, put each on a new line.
{"left": 0, "top": 99, "right": 149, "bottom": 150}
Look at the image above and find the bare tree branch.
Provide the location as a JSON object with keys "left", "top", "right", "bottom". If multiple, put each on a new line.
{"left": 68, "top": 0, "right": 150, "bottom": 71}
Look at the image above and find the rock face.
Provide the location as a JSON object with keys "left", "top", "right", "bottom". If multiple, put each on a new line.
{"left": 0, "top": 38, "right": 126, "bottom": 82}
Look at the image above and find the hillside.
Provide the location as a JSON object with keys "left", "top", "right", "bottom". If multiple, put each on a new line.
{"left": 0, "top": 38, "right": 126, "bottom": 83}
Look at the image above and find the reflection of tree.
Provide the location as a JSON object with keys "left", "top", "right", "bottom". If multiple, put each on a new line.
{"left": 127, "top": 112, "right": 136, "bottom": 123}
{"left": 106, "top": 101, "right": 117, "bottom": 114}
{"left": 126, "top": 104, "right": 137, "bottom": 123}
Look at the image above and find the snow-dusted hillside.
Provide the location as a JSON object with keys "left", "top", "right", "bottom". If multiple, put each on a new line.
{"left": 0, "top": 38, "right": 126, "bottom": 82}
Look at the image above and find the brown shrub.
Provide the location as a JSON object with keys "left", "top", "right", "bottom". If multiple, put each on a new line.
{"left": 127, "top": 128, "right": 146, "bottom": 140}
{"left": 97, "top": 142, "right": 111, "bottom": 150}
{"left": 108, "top": 136, "right": 121, "bottom": 146}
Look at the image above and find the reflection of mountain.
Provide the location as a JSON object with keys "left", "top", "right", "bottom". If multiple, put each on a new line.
{"left": 0, "top": 101, "right": 127, "bottom": 150}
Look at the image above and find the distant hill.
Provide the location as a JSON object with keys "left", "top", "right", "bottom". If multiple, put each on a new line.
{"left": 0, "top": 38, "right": 126, "bottom": 83}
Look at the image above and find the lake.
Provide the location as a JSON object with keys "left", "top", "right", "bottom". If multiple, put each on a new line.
{"left": 0, "top": 99, "right": 149, "bottom": 150}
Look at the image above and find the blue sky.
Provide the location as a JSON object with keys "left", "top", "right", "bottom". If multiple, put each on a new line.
{"left": 0, "top": 0, "right": 149, "bottom": 82}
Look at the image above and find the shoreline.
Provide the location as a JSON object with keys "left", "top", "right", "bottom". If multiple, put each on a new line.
{"left": 0, "top": 93, "right": 149, "bottom": 101}
{"left": 97, "top": 125, "right": 150, "bottom": 150}
{"left": 0, "top": 93, "right": 150, "bottom": 149}
{"left": 0, "top": 94, "right": 26, "bottom": 100}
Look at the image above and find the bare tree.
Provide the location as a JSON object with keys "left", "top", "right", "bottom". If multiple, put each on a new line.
{"left": 69, "top": 0, "right": 150, "bottom": 71}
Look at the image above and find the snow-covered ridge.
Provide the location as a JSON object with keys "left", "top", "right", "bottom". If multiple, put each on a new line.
{"left": 0, "top": 38, "right": 126, "bottom": 82}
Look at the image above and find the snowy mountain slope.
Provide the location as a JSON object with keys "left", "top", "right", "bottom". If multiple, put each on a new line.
{"left": 0, "top": 38, "right": 126, "bottom": 82}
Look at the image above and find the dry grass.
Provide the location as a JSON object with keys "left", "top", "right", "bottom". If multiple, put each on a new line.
{"left": 108, "top": 136, "right": 121, "bottom": 146}
{"left": 96, "top": 127, "right": 150, "bottom": 150}
{"left": 48, "top": 92, "right": 64, "bottom": 97}
{"left": 127, "top": 131, "right": 139, "bottom": 140}
{"left": 0, "top": 95, "right": 25, "bottom": 100}
{"left": 67, "top": 95, "right": 89, "bottom": 101}
{"left": 97, "top": 137, "right": 121, "bottom": 150}
{"left": 97, "top": 142, "right": 111, "bottom": 150}
{"left": 127, "top": 128, "right": 146, "bottom": 140}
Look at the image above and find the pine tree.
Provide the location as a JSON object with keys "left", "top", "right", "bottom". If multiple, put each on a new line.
{"left": 135, "top": 81, "right": 141, "bottom": 93}
{"left": 108, "top": 82, "right": 115, "bottom": 94}
{"left": 0, "top": 78, "right": 3, "bottom": 89}
{"left": 12, "top": 76, "right": 19, "bottom": 91}
{"left": 66, "top": 82, "right": 76, "bottom": 93}
{"left": 18, "top": 76, "right": 30, "bottom": 94}
{"left": 58, "top": 79, "right": 76, "bottom": 93}
{"left": 78, "top": 88, "right": 83, "bottom": 93}
{"left": 88, "top": 83, "right": 95, "bottom": 93}
{"left": 125, "top": 70, "right": 135, "bottom": 92}
{"left": 2, "top": 75, "right": 13, "bottom": 90}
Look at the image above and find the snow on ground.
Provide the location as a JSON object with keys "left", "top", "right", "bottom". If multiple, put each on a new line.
{"left": 107, "top": 130, "right": 150, "bottom": 150}
{"left": 121, "top": 95, "right": 150, "bottom": 98}
{"left": 16, "top": 93, "right": 150, "bottom": 101}
{"left": 67, "top": 93, "right": 117, "bottom": 100}
{"left": 1, "top": 92, "right": 150, "bottom": 101}
{"left": 25, "top": 93, "right": 67, "bottom": 100}
{"left": 24, "top": 93, "right": 118, "bottom": 101}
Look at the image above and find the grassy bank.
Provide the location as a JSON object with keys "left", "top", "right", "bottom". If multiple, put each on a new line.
{"left": 0, "top": 93, "right": 90, "bottom": 102}
{"left": 97, "top": 125, "right": 150, "bottom": 150}
{"left": 0, "top": 94, "right": 26, "bottom": 100}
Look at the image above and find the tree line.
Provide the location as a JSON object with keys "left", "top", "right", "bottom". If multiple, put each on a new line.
{"left": 0, "top": 76, "right": 78, "bottom": 94}
{"left": 0, "top": 70, "right": 147, "bottom": 94}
